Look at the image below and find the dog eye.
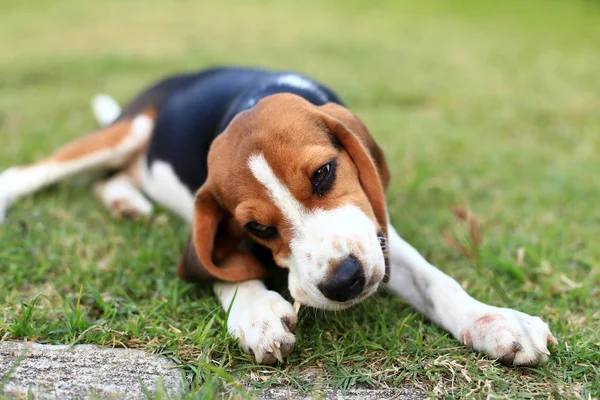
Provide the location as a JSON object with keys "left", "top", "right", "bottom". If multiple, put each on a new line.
{"left": 244, "top": 222, "right": 278, "bottom": 240}
{"left": 311, "top": 160, "right": 336, "bottom": 196}
{"left": 313, "top": 164, "right": 330, "bottom": 183}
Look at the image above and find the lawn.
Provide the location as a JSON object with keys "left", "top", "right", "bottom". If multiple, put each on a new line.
{"left": 1, "top": 0, "right": 599, "bottom": 398}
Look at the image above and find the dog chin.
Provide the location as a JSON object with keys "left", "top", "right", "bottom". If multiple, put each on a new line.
{"left": 297, "top": 282, "right": 381, "bottom": 311}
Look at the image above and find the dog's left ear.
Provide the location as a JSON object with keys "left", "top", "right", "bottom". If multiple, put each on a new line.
{"left": 177, "top": 183, "right": 269, "bottom": 282}
{"left": 317, "top": 102, "right": 390, "bottom": 233}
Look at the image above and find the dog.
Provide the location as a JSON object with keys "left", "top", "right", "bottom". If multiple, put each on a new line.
{"left": 0, "top": 67, "right": 556, "bottom": 365}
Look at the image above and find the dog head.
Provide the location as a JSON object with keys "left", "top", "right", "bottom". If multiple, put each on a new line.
{"left": 178, "top": 94, "right": 390, "bottom": 310}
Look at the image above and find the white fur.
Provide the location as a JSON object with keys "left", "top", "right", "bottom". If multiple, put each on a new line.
{"left": 94, "top": 173, "right": 153, "bottom": 218}
{"left": 384, "top": 224, "right": 555, "bottom": 365}
{"left": 248, "top": 153, "right": 385, "bottom": 310}
{"left": 0, "top": 115, "right": 152, "bottom": 223}
{"left": 214, "top": 280, "right": 296, "bottom": 364}
{"left": 141, "top": 159, "right": 195, "bottom": 223}
{"left": 0, "top": 197, "right": 6, "bottom": 222}
{"left": 105, "top": 114, "right": 153, "bottom": 168}
{"left": 130, "top": 115, "right": 153, "bottom": 143}
{"left": 2, "top": 92, "right": 556, "bottom": 366}
{"left": 248, "top": 153, "right": 307, "bottom": 224}
{"left": 276, "top": 74, "right": 329, "bottom": 103}
{"left": 0, "top": 166, "right": 38, "bottom": 222}
{"left": 285, "top": 205, "right": 384, "bottom": 310}
{"left": 91, "top": 94, "right": 122, "bottom": 127}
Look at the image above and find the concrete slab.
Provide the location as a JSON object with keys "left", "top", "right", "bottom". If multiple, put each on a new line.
{"left": 0, "top": 341, "right": 184, "bottom": 399}
{"left": 256, "top": 385, "right": 426, "bottom": 400}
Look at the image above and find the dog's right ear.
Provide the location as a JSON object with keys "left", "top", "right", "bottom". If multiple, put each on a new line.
{"left": 177, "top": 184, "right": 269, "bottom": 282}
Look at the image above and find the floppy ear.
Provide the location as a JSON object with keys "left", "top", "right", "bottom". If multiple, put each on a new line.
{"left": 318, "top": 103, "right": 391, "bottom": 281}
{"left": 177, "top": 184, "right": 269, "bottom": 282}
{"left": 318, "top": 102, "right": 390, "bottom": 232}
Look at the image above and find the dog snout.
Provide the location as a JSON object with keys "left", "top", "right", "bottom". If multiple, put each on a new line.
{"left": 318, "top": 255, "right": 365, "bottom": 302}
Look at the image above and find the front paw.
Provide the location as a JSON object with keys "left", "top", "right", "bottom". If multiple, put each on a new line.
{"left": 228, "top": 291, "right": 297, "bottom": 365}
{"left": 460, "top": 308, "right": 557, "bottom": 366}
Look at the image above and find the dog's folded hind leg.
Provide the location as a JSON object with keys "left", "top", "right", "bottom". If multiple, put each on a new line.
{"left": 94, "top": 160, "right": 153, "bottom": 221}
{"left": 0, "top": 112, "right": 154, "bottom": 223}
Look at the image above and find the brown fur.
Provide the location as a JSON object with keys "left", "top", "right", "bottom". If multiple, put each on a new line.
{"left": 50, "top": 120, "right": 133, "bottom": 162}
{"left": 0, "top": 109, "right": 156, "bottom": 221}
{"left": 317, "top": 102, "right": 389, "bottom": 237}
{"left": 178, "top": 94, "right": 389, "bottom": 283}
{"left": 177, "top": 185, "right": 270, "bottom": 281}
{"left": 50, "top": 108, "right": 154, "bottom": 166}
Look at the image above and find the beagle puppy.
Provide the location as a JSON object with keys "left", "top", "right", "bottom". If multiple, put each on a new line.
{"left": 0, "top": 67, "right": 556, "bottom": 365}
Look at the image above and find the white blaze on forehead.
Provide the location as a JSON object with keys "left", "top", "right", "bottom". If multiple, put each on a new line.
{"left": 248, "top": 153, "right": 307, "bottom": 229}
{"left": 248, "top": 152, "right": 385, "bottom": 310}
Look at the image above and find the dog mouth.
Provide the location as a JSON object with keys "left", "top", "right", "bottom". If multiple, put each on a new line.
{"left": 378, "top": 231, "right": 390, "bottom": 283}
{"left": 316, "top": 282, "right": 381, "bottom": 311}
{"left": 289, "top": 232, "right": 389, "bottom": 311}
{"left": 300, "top": 267, "right": 384, "bottom": 311}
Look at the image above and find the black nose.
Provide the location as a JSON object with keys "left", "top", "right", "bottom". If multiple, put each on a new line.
{"left": 318, "top": 255, "right": 365, "bottom": 302}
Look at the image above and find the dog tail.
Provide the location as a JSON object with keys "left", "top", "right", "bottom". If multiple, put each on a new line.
{"left": 91, "top": 94, "right": 122, "bottom": 127}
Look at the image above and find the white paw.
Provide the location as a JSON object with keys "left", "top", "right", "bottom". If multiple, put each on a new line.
{"left": 94, "top": 179, "right": 153, "bottom": 221}
{"left": 0, "top": 167, "right": 19, "bottom": 223}
{"left": 227, "top": 290, "right": 297, "bottom": 365}
{"left": 460, "top": 308, "right": 557, "bottom": 366}
{"left": 108, "top": 198, "right": 152, "bottom": 221}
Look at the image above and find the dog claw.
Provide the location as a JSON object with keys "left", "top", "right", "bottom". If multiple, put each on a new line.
{"left": 273, "top": 347, "right": 284, "bottom": 363}
{"left": 547, "top": 334, "right": 558, "bottom": 345}
{"left": 232, "top": 292, "right": 297, "bottom": 364}
{"left": 540, "top": 347, "right": 550, "bottom": 356}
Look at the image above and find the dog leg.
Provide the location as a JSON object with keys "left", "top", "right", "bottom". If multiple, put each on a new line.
{"left": 0, "top": 113, "right": 153, "bottom": 223}
{"left": 94, "top": 169, "right": 153, "bottom": 221}
{"left": 139, "top": 158, "right": 195, "bottom": 224}
{"left": 214, "top": 279, "right": 297, "bottom": 365}
{"left": 384, "top": 224, "right": 556, "bottom": 366}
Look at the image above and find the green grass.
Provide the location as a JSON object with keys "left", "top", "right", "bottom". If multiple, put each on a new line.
{"left": 1, "top": 0, "right": 599, "bottom": 398}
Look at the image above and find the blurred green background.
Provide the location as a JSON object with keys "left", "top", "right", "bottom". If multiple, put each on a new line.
{"left": 1, "top": 0, "right": 599, "bottom": 398}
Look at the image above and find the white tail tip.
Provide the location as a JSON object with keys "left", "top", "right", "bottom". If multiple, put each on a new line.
{"left": 91, "top": 94, "right": 121, "bottom": 127}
